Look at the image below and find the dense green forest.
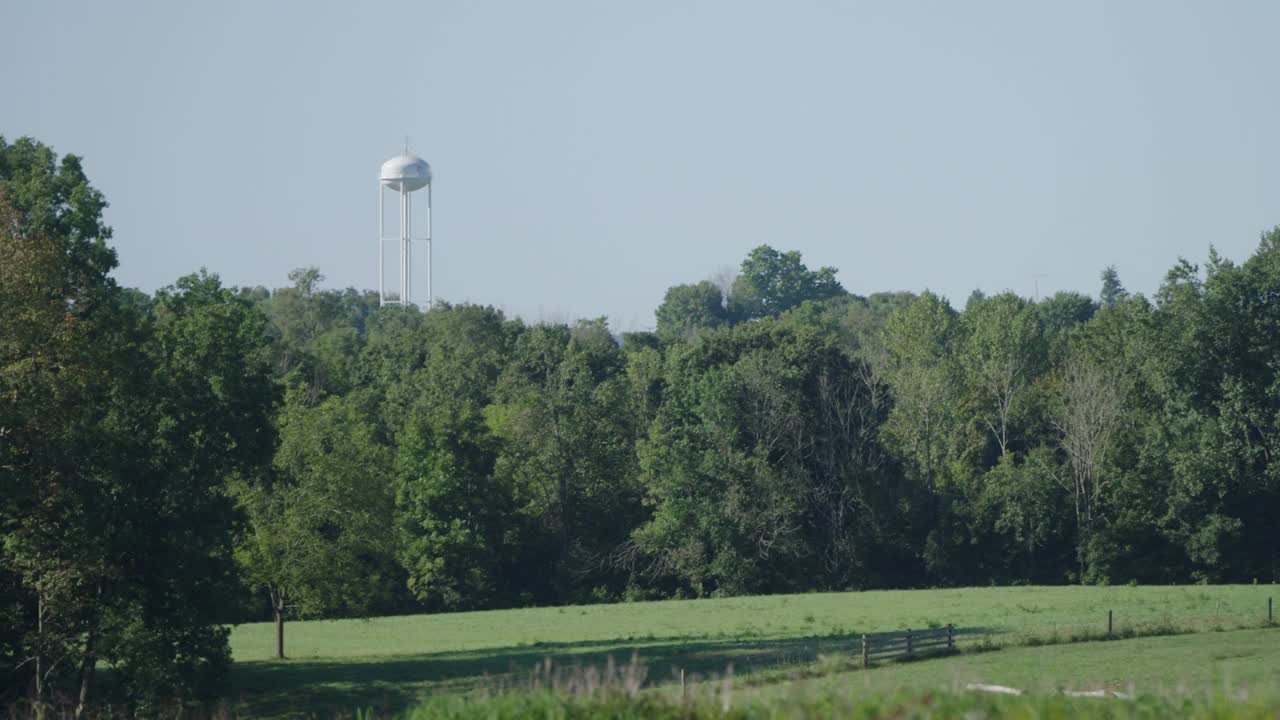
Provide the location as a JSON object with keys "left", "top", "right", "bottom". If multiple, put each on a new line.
{"left": 3, "top": 136, "right": 1279, "bottom": 709}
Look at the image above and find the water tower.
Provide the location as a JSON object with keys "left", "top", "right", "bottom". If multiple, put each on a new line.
{"left": 379, "top": 148, "right": 433, "bottom": 307}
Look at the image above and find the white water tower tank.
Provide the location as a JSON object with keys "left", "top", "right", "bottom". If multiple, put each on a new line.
{"left": 380, "top": 154, "right": 432, "bottom": 192}
{"left": 378, "top": 149, "right": 433, "bottom": 308}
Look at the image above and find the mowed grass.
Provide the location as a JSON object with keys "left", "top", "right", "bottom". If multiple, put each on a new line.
{"left": 410, "top": 629, "right": 1280, "bottom": 719}
{"left": 230, "top": 585, "right": 1273, "bottom": 660}
{"left": 768, "top": 626, "right": 1280, "bottom": 699}
{"left": 226, "top": 585, "right": 1278, "bottom": 717}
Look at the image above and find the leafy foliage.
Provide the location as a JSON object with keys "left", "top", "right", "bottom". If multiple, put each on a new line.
{"left": 236, "top": 392, "right": 395, "bottom": 658}
{"left": 5, "top": 134, "right": 1280, "bottom": 711}
{"left": 1, "top": 139, "right": 276, "bottom": 711}
{"left": 655, "top": 281, "right": 730, "bottom": 341}
{"left": 729, "top": 245, "right": 844, "bottom": 319}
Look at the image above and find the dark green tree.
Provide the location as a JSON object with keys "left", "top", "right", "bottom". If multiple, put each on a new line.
{"left": 882, "top": 292, "right": 966, "bottom": 494}
{"left": 1037, "top": 291, "right": 1097, "bottom": 363}
{"left": 1, "top": 139, "right": 276, "bottom": 711}
{"left": 654, "top": 281, "right": 729, "bottom": 341}
{"left": 1099, "top": 265, "right": 1128, "bottom": 308}
{"left": 974, "top": 448, "right": 1071, "bottom": 581}
{"left": 102, "top": 270, "right": 277, "bottom": 709}
{"left": 262, "top": 267, "right": 378, "bottom": 403}
{"left": 0, "top": 183, "right": 125, "bottom": 712}
{"left": 634, "top": 310, "right": 908, "bottom": 595}
{"left": 1134, "top": 236, "right": 1280, "bottom": 582}
{"left": 235, "top": 393, "right": 394, "bottom": 659}
{"left": 729, "top": 245, "right": 844, "bottom": 319}
{"left": 959, "top": 293, "right": 1044, "bottom": 457}
{"left": 491, "top": 320, "right": 638, "bottom": 601}
{"left": 393, "top": 305, "right": 519, "bottom": 610}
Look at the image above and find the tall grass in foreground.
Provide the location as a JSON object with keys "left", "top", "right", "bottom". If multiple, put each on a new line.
{"left": 404, "top": 690, "right": 1280, "bottom": 720}
{"left": 399, "top": 655, "right": 1280, "bottom": 720}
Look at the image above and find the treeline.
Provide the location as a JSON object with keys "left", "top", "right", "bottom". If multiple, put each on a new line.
{"left": 3, "top": 136, "right": 1279, "bottom": 710}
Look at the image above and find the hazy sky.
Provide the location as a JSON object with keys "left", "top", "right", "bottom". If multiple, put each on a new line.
{"left": 5, "top": 1, "right": 1278, "bottom": 330}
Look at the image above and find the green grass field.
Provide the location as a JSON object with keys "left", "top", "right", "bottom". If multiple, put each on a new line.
{"left": 771, "top": 626, "right": 1280, "bottom": 697}
{"left": 226, "top": 585, "right": 1279, "bottom": 717}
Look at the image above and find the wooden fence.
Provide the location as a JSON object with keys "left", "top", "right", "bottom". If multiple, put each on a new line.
{"left": 860, "top": 625, "right": 957, "bottom": 668}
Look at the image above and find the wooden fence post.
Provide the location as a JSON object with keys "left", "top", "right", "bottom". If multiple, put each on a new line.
{"left": 906, "top": 629, "right": 913, "bottom": 657}
{"left": 947, "top": 624, "right": 955, "bottom": 651}
{"left": 861, "top": 634, "right": 869, "bottom": 668}
{"left": 1269, "top": 597, "right": 1273, "bottom": 626}
{"left": 680, "top": 668, "right": 686, "bottom": 700}
{"left": 1108, "top": 610, "right": 1113, "bottom": 638}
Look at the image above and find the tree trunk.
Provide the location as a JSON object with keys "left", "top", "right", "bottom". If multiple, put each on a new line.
{"left": 998, "top": 409, "right": 1009, "bottom": 457}
{"left": 73, "top": 583, "right": 103, "bottom": 719}
{"left": 35, "top": 593, "right": 45, "bottom": 720}
{"left": 74, "top": 625, "right": 97, "bottom": 719}
{"left": 275, "top": 607, "right": 285, "bottom": 660}
{"left": 923, "top": 424, "right": 935, "bottom": 494}
{"left": 272, "top": 588, "right": 287, "bottom": 659}
{"left": 558, "top": 473, "right": 571, "bottom": 564}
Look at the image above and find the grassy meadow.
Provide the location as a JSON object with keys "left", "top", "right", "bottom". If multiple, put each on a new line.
{"left": 405, "top": 685, "right": 1280, "bottom": 720}
{"left": 225, "top": 585, "right": 1278, "bottom": 717}
{"left": 767, "top": 626, "right": 1280, "bottom": 698}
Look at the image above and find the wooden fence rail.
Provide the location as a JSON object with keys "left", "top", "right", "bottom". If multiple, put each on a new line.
{"left": 860, "top": 625, "right": 957, "bottom": 668}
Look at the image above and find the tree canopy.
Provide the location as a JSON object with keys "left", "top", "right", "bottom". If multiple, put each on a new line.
{"left": 4, "top": 135, "right": 1280, "bottom": 711}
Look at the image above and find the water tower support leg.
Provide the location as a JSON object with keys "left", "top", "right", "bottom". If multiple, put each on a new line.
{"left": 426, "top": 183, "right": 433, "bottom": 309}
{"left": 378, "top": 187, "right": 385, "bottom": 305}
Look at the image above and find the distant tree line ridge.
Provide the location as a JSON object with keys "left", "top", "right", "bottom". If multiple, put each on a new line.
{"left": 3, "top": 135, "right": 1279, "bottom": 709}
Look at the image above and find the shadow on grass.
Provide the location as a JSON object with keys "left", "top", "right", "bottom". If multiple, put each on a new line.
{"left": 229, "top": 619, "right": 1280, "bottom": 717}
{"left": 228, "top": 625, "right": 1004, "bottom": 718}
{"left": 230, "top": 631, "right": 857, "bottom": 717}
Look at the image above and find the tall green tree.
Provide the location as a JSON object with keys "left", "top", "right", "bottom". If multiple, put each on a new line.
{"left": 0, "top": 136, "right": 113, "bottom": 278}
{"left": 974, "top": 448, "right": 1070, "bottom": 581}
{"left": 1052, "top": 355, "right": 1126, "bottom": 572}
{"left": 1037, "top": 291, "right": 1097, "bottom": 363}
{"left": 1099, "top": 265, "right": 1128, "bottom": 308}
{"left": 882, "top": 292, "right": 964, "bottom": 494}
{"left": 654, "top": 281, "right": 730, "bottom": 341}
{"left": 960, "top": 293, "right": 1044, "bottom": 457}
{"left": 104, "top": 271, "right": 278, "bottom": 708}
{"left": 394, "top": 304, "right": 519, "bottom": 610}
{"left": 729, "top": 245, "right": 844, "bottom": 319}
{"left": 635, "top": 324, "right": 807, "bottom": 596}
{"left": 0, "top": 183, "right": 126, "bottom": 712}
{"left": 263, "top": 267, "right": 377, "bottom": 402}
{"left": 1136, "top": 236, "right": 1280, "bottom": 582}
{"left": 491, "top": 321, "right": 638, "bottom": 600}
{"left": 235, "top": 393, "right": 394, "bottom": 659}
{"left": 1, "top": 139, "right": 276, "bottom": 711}
{"left": 634, "top": 310, "right": 908, "bottom": 595}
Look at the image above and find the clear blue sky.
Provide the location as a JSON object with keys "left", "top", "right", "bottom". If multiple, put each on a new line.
{"left": 5, "top": 1, "right": 1278, "bottom": 330}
